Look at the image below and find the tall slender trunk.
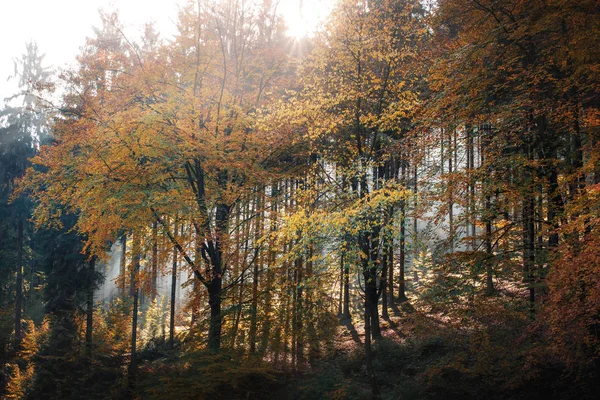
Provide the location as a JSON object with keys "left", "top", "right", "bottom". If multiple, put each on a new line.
{"left": 249, "top": 191, "right": 263, "bottom": 353}
{"left": 206, "top": 202, "right": 230, "bottom": 351}
{"left": 362, "top": 233, "right": 381, "bottom": 339}
{"left": 369, "top": 284, "right": 381, "bottom": 339}
{"left": 448, "top": 127, "right": 454, "bottom": 253}
{"left": 169, "top": 217, "right": 179, "bottom": 349}
{"left": 86, "top": 257, "right": 95, "bottom": 356}
{"left": 14, "top": 218, "right": 24, "bottom": 350}
{"left": 388, "top": 158, "right": 398, "bottom": 307}
{"left": 259, "top": 183, "right": 279, "bottom": 354}
{"left": 466, "top": 124, "right": 473, "bottom": 248}
{"left": 306, "top": 245, "right": 319, "bottom": 360}
{"left": 387, "top": 237, "right": 394, "bottom": 307}
{"left": 294, "top": 255, "right": 304, "bottom": 368}
{"left": 128, "top": 233, "right": 141, "bottom": 393}
{"left": 413, "top": 163, "right": 419, "bottom": 267}
{"left": 399, "top": 198, "right": 407, "bottom": 302}
{"left": 364, "top": 278, "right": 380, "bottom": 400}
{"left": 485, "top": 208, "right": 494, "bottom": 295}
{"left": 151, "top": 221, "right": 158, "bottom": 301}
{"left": 381, "top": 244, "right": 389, "bottom": 319}
{"left": 548, "top": 166, "right": 561, "bottom": 248}
{"left": 291, "top": 265, "right": 297, "bottom": 369}
{"left": 231, "top": 201, "right": 251, "bottom": 349}
{"left": 522, "top": 120, "right": 536, "bottom": 311}
{"left": 343, "top": 251, "right": 351, "bottom": 319}
{"left": 120, "top": 235, "right": 127, "bottom": 296}
{"left": 568, "top": 109, "right": 585, "bottom": 248}
{"left": 190, "top": 233, "right": 203, "bottom": 328}
{"left": 339, "top": 253, "right": 344, "bottom": 316}
{"left": 282, "top": 264, "right": 291, "bottom": 366}
{"left": 523, "top": 196, "right": 536, "bottom": 309}
{"left": 482, "top": 124, "right": 494, "bottom": 294}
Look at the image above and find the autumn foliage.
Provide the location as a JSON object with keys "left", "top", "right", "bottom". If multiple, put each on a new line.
{"left": 1, "top": 0, "right": 600, "bottom": 399}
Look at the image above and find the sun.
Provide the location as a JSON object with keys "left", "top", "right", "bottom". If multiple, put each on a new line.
{"left": 280, "top": 0, "right": 333, "bottom": 39}
{"left": 286, "top": 15, "right": 310, "bottom": 38}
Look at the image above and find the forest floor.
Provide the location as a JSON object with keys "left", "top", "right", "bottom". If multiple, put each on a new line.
{"left": 288, "top": 296, "right": 600, "bottom": 400}
{"left": 335, "top": 302, "right": 413, "bottom": 351}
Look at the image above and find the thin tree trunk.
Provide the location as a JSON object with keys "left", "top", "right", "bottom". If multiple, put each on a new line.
{"left": 522, "top": 119, "right": 536, "bottom": 311}
{"left": 523, "top": 197, "right": 536, "bottom": 309}
{"left": 169, "top": 217, "right": 179, "bottom": 349}
{"left": 259, "top": 183, "right": 279, "bottom": 354}
{"left": 86, "top": 257, "right": 95, "bottom": 356}
{"left": 388, "top": 158, "right": 397, "bottom": 306}
{"left": 548, "top": 166, "right": 561, "bottom": 248}
{"left": 364, "top": 275, "right": 380, "bottom": 400}
{"left": 413, "top": 163, "right": 419, "bottom": 265}
{"left": 387, "top": 240, "right": 394, "bottom": 306}
{"left": 14, "top": 218, "right": 23, "bottom": 350}
{"left": 294, "top": 255, "right": 304, "bottom": 368}
{"left": 482, "top": 124, "right": 494, "bottom": 295}
{"left": 128, "top": 233, "right": 141, "bottom": 393}
{"left": 231, "top": 202, "right": 251, "bottom": 349}
{"left": 249, "top": 191, "right": 263, "bottom": 353}
{"left": 282, "top": 267, "right": 291, "bottom": 366}
{"left": 381, "top": 244, "right": 389, "bottom": 319}
{"left": 151, "top": 221, "right": 158, "bottom": 301}
{"left": 343, "top": 251, "right": 351, "bottom": 319}
{"left": 120, "top": 235, "right": 127, "bottom": 296}
{"left": 448, "top": 127, "right": 454, "bottom": 253}
{"left": 399, "top": 199, "right": 407, "bottom": 302}
{"left": 363, "top": 233, "right": 381, "bottom": 339}
{"left": 339, "top": 252, "right": 344, "bottom": 316}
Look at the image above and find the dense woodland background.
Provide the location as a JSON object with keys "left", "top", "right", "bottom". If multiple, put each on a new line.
{"left": 1, "top": 0, "right": 600, "bottom": 399}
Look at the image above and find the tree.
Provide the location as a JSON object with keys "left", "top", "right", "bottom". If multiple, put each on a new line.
{"left": 285, "top": 0, "right": 426, "bottom": 394}
{"left": 0, "top": 42, "right": 52, "bottom": 351}
{"left": 20, "top": 1, "right": 297, "bottom": 352}
{"left": 425, "top": 0, "right": 600, "bottom": 305}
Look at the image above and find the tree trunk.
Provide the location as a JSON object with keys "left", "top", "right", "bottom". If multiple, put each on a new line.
{"left": 381, "top": 243, "right": 389, "bottom": 320}
{"left": 207, "top": 278, "right": 222, "bottom": 351}
{"left": 399, "top": 198, "right": 407, "bottom": 302}
{"left": 523, "top": 196, "right": 536, "bottom": 309}
{"left": 522, "top": 121, "right": 536, "bottom": 311}
{"left": 14, "top": 218, "right": 23, "bottom": 350}
{"left": 364, "top": 275, "right": 380, "bottom": 400}
{"left": 86, "top": 257, "right": 95, "bottom": 356}
{"left": 205, "top": 202, "right": 230, "bottom": 351}
{"left": 120, "top": 235, "right": 127, "bottom": 296}
{"left": 294, "top": 255, "right": 304, "bottom": 368}
{"left": 249, "top": 191, "right": 263, "bottom": 353}
{"left": 362, "top": 231, "right": 381, "bottom": 339}
{"left": 369, "top": 285, "right": 381, "bottom": 339}
{"left": 169, "top": 218, "right": 179, "bottom": 349}
{"left": 548, "top": 166, "right": 561, "bottom": 248}
{"left": 151, "top": 221, "right": 158, "bottom": 301}
{"left": 259, "top": 183, "right": 279, "bottom": 354}
{"left": 231, "top": 202, "right": 250, "bottom": 349}
{"left": 387, "top": 240, "right": 394, "bottom": 306}
{"left": 339, "top": 252, "right": 344, "bottom": 316}
{"left": 413, "top": 163, "right": 419, "bottom": 261}
{"left": 448, "top": 127, "right": 455, "bottom": 253}
{"left": 343, "top": 251, "right": 351, "bottom": 319}
{"left": 482, "top": 123, "right": 494, "bottom": 295}
{"left": 469, "top": 127, "right": 476, "bottom": 248}
{"left": 128, "top": 234, "right": 141, "bottom": 393}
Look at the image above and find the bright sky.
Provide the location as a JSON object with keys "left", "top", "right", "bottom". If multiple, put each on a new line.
{"left": 0, "top": 0, "right": 333, "bottom": 102}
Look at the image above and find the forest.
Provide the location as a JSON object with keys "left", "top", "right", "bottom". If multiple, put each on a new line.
{"left": 1, "top": 0, "right": 599, "bottom": 399}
